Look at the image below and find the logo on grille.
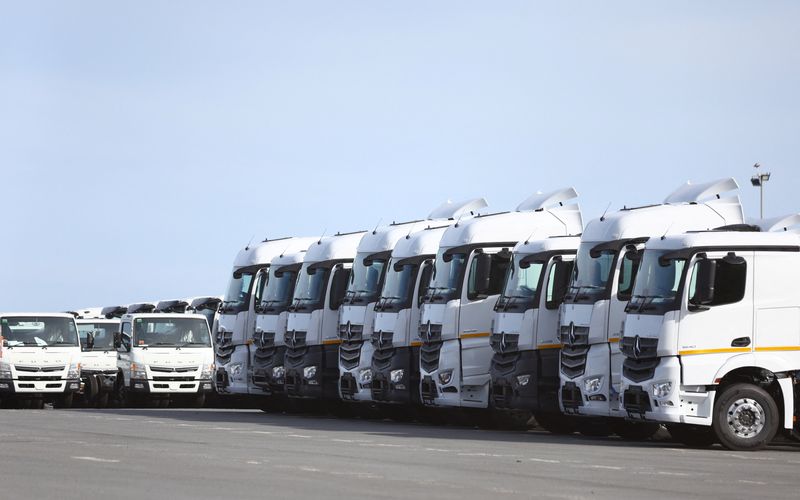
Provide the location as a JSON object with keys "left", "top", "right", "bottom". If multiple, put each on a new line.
{"left": 345, "top": 321, "right": 352, "bottom": 340}
{"left": 288, "top": 329, "right": 297, "bottom": 348}
{"left": 633, "top": 335, "right": 642, "bottom": 360}
{"left": 424, "top": 320, "right": 432, "bottom": 341}
{"left": 376, "top": 330, "right": 388, "bottom": 349}
{"left": 499, "top": 331, "right": 507, "bottom": 353}
{"left": 568, "top": 321, "right": 576, "bottom": 347}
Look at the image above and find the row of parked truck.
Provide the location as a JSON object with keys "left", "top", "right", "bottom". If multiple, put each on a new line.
{"left": 2, "top": 177, "right": 798, "bottom": 451}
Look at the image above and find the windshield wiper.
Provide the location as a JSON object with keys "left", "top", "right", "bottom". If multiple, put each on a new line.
{"left": 176, "top": 342, "right": 210, "bottom": 347}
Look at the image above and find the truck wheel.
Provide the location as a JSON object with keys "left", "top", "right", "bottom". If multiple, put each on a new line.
{"left": 666, "top": 424, "right": 716, "bottom": 448}
{"left": 53, "top": 393, "right": 74, "bottom": 409}
{"left": 577, "top": 419, "right": 612, "bottom": 437}
{"left": 30, "top": 398, "right": 44, "bottom": 409}
{"left": 534, "top": 413, "right": 577, "bottom": 435}
{"left": 159, "top": 398, "right": 171, "bottom": 408}
{"left": 712, "top": 383, "right": 779, "bottom": 451}
{"left": 190, "top": 393, "right": 205, "bottom": 408}
{"left": 611, "top": 421, "right": 661, "bottom": 441}
{"left": 493, "top": 409, "right": 533, "bottom": 430}
{"left": 96, "top": 392, "right": 110, "bottom": 408}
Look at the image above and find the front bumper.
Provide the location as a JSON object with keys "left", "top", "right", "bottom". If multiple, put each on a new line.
{"left": 371, "top": 345, "right": 420, "bottom": 405}
{"left": 252, "top": 345, "right": 287, "bottom": 395}
{"left": 339, "top": 341, "right": 373, "bottom": 402}
{"left": 560, "top": 343, "right": 613, "bottom": 416}
{"left": 284, "top": 344, "right": 339, "bottom": 400}
{"left": 129, "top": 378, "right": 213, "bottom": 394}
{"left": 490, "top": 348, "right": 560, "bottom": 412}
{"left": 0, "top": 378, "right": 80, "bottom": 394}
{"left": 420, "top": 339, "right": 462, "bottom": 407}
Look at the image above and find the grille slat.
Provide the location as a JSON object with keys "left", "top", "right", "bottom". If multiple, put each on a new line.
{"left": 215, "top": 330, "right": 234, "bottom": 364}
{"left": 559, "top": 324, "right": 590, "bottom": 378}
{"left": 490, "top": 332, "right": 519, "bottom": 354}
{"left": 284, "top": 330, "right": 307, "bottom": 349}
{"left": 420, "top": 343, "right": 442, "bottom": 373}
{"left": 339, "top": 341, "right": 362, "bottom": 370}
{"left": 621, "top": 336, "right": 660, "bottom": 382}
{"left": 339, "top": 322, "right": 364, "bottom": 341}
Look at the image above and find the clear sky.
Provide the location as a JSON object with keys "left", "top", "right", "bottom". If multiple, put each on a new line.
{"left": 2, "top": 1, "right": 798, "bottom": 311}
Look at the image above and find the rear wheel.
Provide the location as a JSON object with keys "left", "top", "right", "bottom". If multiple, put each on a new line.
{"left": 712, "top": 383, "right": 779, "bottom": 451}
{"left": 611, "top": 420, "right": 661, "bottom": 441}
{"left": 95, "top": 392, "right": 110, "bottom": 408}
{"left": 666, "top": 424, "right": 717, "bottom": 448}
{"left": 534, "top": 412, "right": 577, "bottom": 435}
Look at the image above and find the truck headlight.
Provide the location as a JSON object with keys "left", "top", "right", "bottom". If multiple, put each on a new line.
{"left": 516, "top": 374, "right": 531, "bottom": 387}
{"left": 200, "top": 363, "right": 214, "bottom": 379}
{"left": 67, "top": 362, "right": 81, "bottom": 379}
{"left": 438, "top": 369, "right": 453, "bottom": 386}
{"left": 272, "top": 366, "right": 285, "bottom": 381}
{"left": 0, "top": 361, "right": 12, "bottom": 379}
{"left": 583, "top": 376, "right": 603, "bottom": 395}
{"left": 303, "top": 366, "right": 317, "bottom": 381}
{"left": 131, "top": 362, "right": 147, "bottom": 379}
{"left": 390, "top": 369, "right": 404, "bottom": 383}
{"left": 651, "top": 381, "right": 673, "bottom": 399}
{"left": 358, "top": 368, "right": 372, "bottom": 385}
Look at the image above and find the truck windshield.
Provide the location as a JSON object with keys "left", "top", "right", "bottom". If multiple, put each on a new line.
{"left": 133, "top": 318, "right": 211, "bottom": 347}
{"left": 344, "top": 252, "right": 388, "bottom": 305}
{"left": 380, "top": 260, "right": 416, "bottom": 310}
{"left": 77, "top": 322, "right": 118, "bottom": 350}
{"left": 496, "top": 256, "right": 543, "bottom": 311}
{"left": 260, "top": 267, "right": 298, "bottom": 314}
{"left": 0, "top": 316, "right": 80, "bottom": 347}
{"left": 292, "top": 263, "right": 330, "bottom": 311}
{"left": 627, "top": 250, "right": 686, "bottom": 314}
{"left": 221, "top": 271, "right": 254, "bottom": 314}
{"left": 427, "top": 250, "right": 467, "bottom": 303}
{"left": 567, "top": 241, "right": 615, "bottom": 303}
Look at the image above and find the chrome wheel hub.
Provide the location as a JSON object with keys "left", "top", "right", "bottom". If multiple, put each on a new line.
{"left": 726, "top": 397, "right": 765, "bottom": 438}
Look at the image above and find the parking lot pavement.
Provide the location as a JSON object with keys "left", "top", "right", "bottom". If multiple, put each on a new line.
{"left": 0, "top": 408, "right": 797, "bottom": 500}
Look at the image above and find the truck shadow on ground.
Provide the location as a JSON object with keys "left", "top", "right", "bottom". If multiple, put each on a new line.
{"left": 62, "top": 407, "right": 800, "bottom": 452}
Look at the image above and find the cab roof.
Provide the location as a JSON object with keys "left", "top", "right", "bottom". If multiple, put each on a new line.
{"left": 647, "top": 229, "right": 800, "bottom": 252}
{"left": 513, "top": 235, "right": 582, "bottom": 255}
{"left": 231, "top": 237, "right": 320, "bottom": 270}
{"left": 303, "top": 231, "right": 366, "bottom": 264}
{"left": 390, "top": 224, "right": 450, "bottom": 260}
{"left": 0, "top": 312, "right": 77, "bottom": 319}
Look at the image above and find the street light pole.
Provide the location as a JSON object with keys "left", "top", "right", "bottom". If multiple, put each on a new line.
{"left": 750, "top": 162, "right": 771, "bottom": 219}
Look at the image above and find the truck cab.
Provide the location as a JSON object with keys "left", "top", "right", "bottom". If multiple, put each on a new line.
{"left": 559, "top": 178, "right": 744, "bottom": 438}
{"left": 338, "top": 198, "right": 487, "bottom": 403}
{"left": 489, "top": 235, "right": 579, "bottom": 431}
{"left": 419, "top": 188, "right": 582, "bottom": 411}
{"left": 114, "top": 312, "right": 215, "bottom": 407}
{"left": 74, "top": 306, "right": 124, "bottom": 407}
{"left": 215, "top": 237, "right": 316, "bottom": 396}
{"left": 0, "top": 313, "right": 82, "bottom": 408}
{"left": 620, "top": 216, "right": 800, "bottom": 450}
{"left": 284, "top": 231, "right": 365, "bottom": 403}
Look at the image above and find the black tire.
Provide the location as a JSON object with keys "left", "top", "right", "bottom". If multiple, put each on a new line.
{"left": 30, "top": 398, "right": 44, "bottom": 409}
{"left": 534, "top": 412, "right": 577, "bottom": 435}
{"left": 667, "top": 424, "right": 716, "bottom": 448}
{"left": 712, "top": 383, "right": 779, "bottom": 451}
{"left": 190, "top": 392, "right": 205, "bottom": 408}
{"left": 380, "top": 406, "right": 415, "bottom": 423}
{"left": 493, "top": 409, "right": 533, "bottom": 430}
{"left": 611, "top": 421, "right": 661, "bottom": 441}
{"left": 159, "top": 398, "right": 171, "bottom": 408}
{"left": 577, "top": 419, "right": 612, "bottom": 437}
{"left": 95, "top": 392, "right": 110, "bottom": 408}
{"left": 53, "top": 392, "right": 74, "bottom": 409}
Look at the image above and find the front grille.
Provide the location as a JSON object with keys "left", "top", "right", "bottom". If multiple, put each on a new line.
{"left": 284, "top": 330, "right": 307, "bottom": 349}
{"left": 15, "top": 365, "right": 65, "bottom": 373}
{"left": 339, "top": 341, "right": 362, "bottom": 370}
{"left": 215, "top": 330, "right": 234, "bottom": 364}
{"left": 418, "top": 322, "right": 443, "bottom": 342}
{"left": 285, "top": 346, "right": 308, "bottom": 366}
{"left": 490, "top": 332, "right": 519, "bottom": 354}
{"left": 339, "top": 322, "right": 364, "bottom": 341}
{"left": 254, "top": 331, "right": 277, "bottom": 365}
{"left": 150, "top": 366, "right": 198, "bottom": 373}
{"left": 420, "top": 342, "right": 442, "bottom": 373}
{"left": 559, "top": 324, "right": 590, "bottom": 378}
{"left": 490, "top": 351, "right": 521, "bottom": 376}
{"left": 18, "top": 375, "right": 61, "bottom": 381}
{"left": 152, "top": 376, "right": 196, "bottom": 381}
{"left": 370, "top": 330, "right": 394, "bottom": 350}
{"left": 621, "top": 336, "right": 660, "bottom": 382}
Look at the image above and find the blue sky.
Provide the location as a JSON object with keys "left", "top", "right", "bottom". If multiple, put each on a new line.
{"left": 2, "top": 1, "right": 798, "bottom": 310}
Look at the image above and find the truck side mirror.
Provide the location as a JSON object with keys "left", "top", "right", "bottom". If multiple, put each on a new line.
{"left": 690, "top": 259, "right": 716, "bottom": 309}
{"left": 85, "top": 332, "right": 95, "bottom": 350}
{"left": 472, "top": 253, "right": 493, "bottom": 296}
{"left": 113, "top": 331, "right": 122, "bottom": 349}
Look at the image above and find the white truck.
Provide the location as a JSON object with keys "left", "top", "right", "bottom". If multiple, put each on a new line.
{"left": 338, "top": 199, "right": 487, "bottom": 404}
{"left": 0, "top": 313, "right": 82, "bottom": 408}
{"left": 284, "top": 231, "right": 364, "bottom": 405}
{"left": 620, "top": 215, "right": 800, "bottom": 450}
{"left": 418, "top": 188, "right": 582, "bottom": 417}
{"left": 214, "top": 237, "right": 316, "bottom": 397}
{"left": 489, "top": 235, "right": 580, "bottom": 432}
{"left": 559, "top": 178, "right": 744, "bottom": 438}
{"left": 114, "top": 312, "right": 215, "bottom": 407}
{"left": 75, "top": 308, "right": 122, "bottom": 407}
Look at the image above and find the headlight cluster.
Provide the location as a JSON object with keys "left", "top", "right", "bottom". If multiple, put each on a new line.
{"left": 358, "top": 368, "right": 372, "bottom": 385}
{"left": 0, "top": 361, "right": 12, "bottom": 379}
{"left": 272, "top": 366, "right": 285, "bottom": 381}
{"left": 651, "top": 381, "right": 673, "bottom": 399}
{"left": 131, "top": 362, "right": 147, "bottom": 379}
{"left": 200, "top": 363, "right": 214, "bottom": 379}
{"left": 583, "top": 376, "right": 603, "bottom": 395}
{"left": 67, "top": 362, "right": 81, "bottom": 379}
{"left": 438, "top": 369, "right": 453, "bottom": 385}
{"left": 390, "top": 369, "right": 404, "bottom": 384}
{"left": 304, "top": 366, "right": 318, "bottom": 384}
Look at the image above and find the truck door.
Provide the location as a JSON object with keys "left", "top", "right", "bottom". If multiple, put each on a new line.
{"left": 117, "top": 321, "right": 133, "bottom": 384}
{"left": 679, "top": 251, "right": 754, "bottom": 386}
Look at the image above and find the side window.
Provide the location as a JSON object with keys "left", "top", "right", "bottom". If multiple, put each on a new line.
{"left": 617, "top": 250, "right": 640, "bottom": 301}
{"left": 467, "top": 251, "right": 511, "bottom": 300}
{"left": 689, "top": 257, "right": 747, "bottom": 307}
{"left": 417, "top": 261, "right": 434, "bottom": 306}
{"left": 120, "top": 322, "right": 132, "bottom": 351}
{"left": 253, "top": 269, "right": 269, "bottom": 308}
{"left": 546, "top": 260, "right": 575, "bottom": 310}
{"left": 328, "top": 266, "right": 351, "bottom": 310}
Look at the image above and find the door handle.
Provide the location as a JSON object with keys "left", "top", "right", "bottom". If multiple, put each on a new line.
{"left": 731, "top": 337, "right": 751, "bottom": 347}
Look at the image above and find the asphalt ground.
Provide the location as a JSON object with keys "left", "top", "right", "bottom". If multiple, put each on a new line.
{"left": 0, "top": 407, "right": 797, "bottom": 500}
